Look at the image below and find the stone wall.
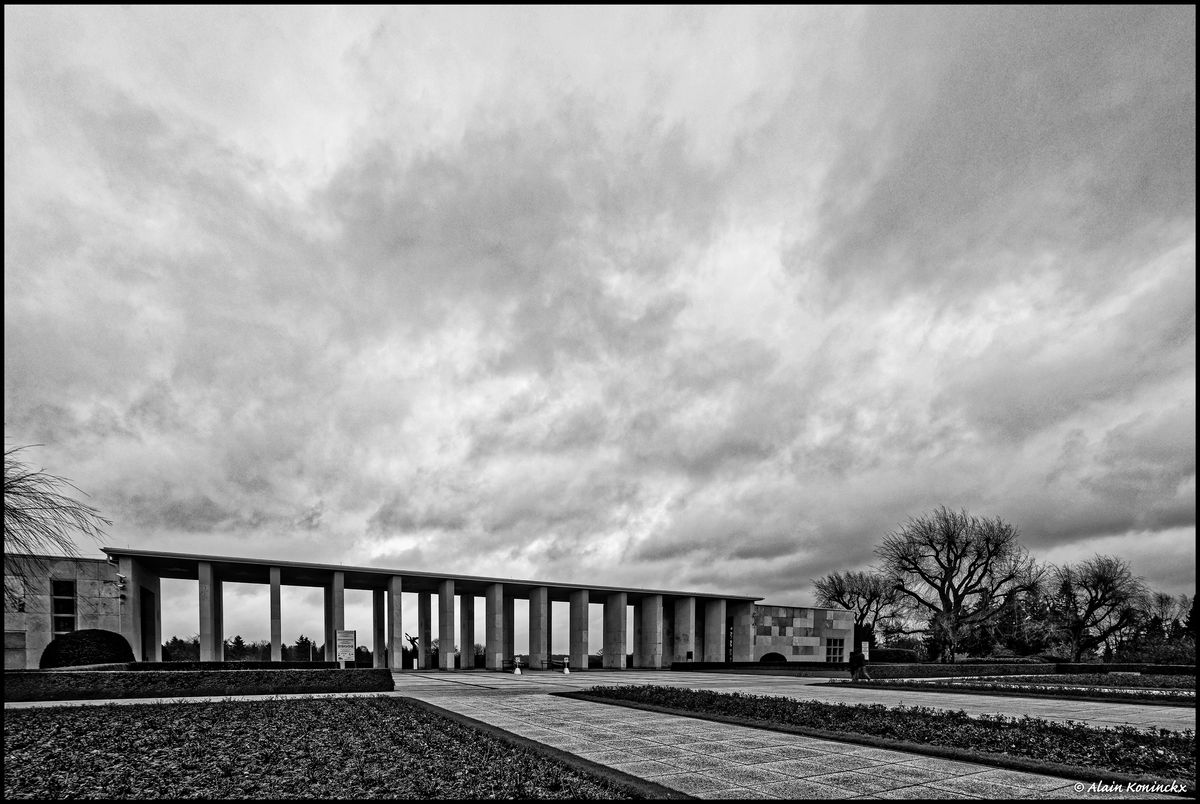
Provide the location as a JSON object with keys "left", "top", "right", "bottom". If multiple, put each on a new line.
{"left": 3, "top": 555, "right": 121, "bottom": 670}
{"left": 751, "top": 604, "right": 854, "bottom": 663}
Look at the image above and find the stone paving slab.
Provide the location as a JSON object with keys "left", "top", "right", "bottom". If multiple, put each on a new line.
{"left": 395, "top": 672, "right": 1176, "bottom": 800}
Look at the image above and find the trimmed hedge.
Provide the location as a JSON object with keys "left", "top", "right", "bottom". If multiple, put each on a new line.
{"left": 864, "top": 662, "right": 1058, "bottom": 679}
{"left": 3, "top": 668, "right": 394, "bottom": 702}
{"left": 39, "top": 629, "right": 135, "bottom": 669}
{"left": 127, "top": 661, "right": 340, "bottom": 671}
{"left": 1055, "top": 663, "right": 1197, "bottom": 676}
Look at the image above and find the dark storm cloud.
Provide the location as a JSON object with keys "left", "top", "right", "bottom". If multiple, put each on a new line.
{"left": 809, "top": 5, "right": 1194, "bottom": 298}
{"left": 4, "top": 7, "right": 1195, "bottom": 616}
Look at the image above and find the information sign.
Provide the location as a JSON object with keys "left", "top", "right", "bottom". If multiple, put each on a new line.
{"left": 336, "top": 629, "right": 357, "bottom": 662}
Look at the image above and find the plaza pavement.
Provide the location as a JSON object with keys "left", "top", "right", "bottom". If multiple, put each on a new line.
{"left": 383, "top": 669, "right": 1192, "bottom": 800}
{"left": 6, "top": 669, "right": 1192, "bottom": 799}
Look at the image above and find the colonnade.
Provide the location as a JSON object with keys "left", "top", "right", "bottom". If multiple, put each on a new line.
{"left": 193, "top": 560, "right": 757, "bottom": 668}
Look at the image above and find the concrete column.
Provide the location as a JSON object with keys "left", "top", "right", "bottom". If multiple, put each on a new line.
{"left": 213, "top": 576, "right": 224, "bottom": 661}
{"left": 704, "top": 598, "right": 727, "bottom": 662}
{"left": 418, "top": 591, "right": 432, "bottom": 669}
{"left": 673, "top": 596, "right": 696, "bottom": 663}
{"left": 639, "top": 594, "right": 663, "bottom": 668}
{"left": 323, "top": 584, "right": 333, "bottom": 661}
{"left": 529, "top": 587, "right": 549, "bottom": 669}
{"left": 631, "top": 599, "right": 644, "bottom": 668}
{"left": 662, "top": 600, "right": 674, "bottom": 669}
{"left": 199, "top": 561, "right": 217, "bottom": 661}
{"left": 460, "top": 594, "right": 475, "bottom": 669}
{"left": 569, "top": 589, "right": 589, "bottom": 669}
{"left": 439, "top": 579, "right": 456, "bottom": 670}
{"left": 372, "top": 589, "right": 386, "bottom": 668}
{"left": 730, "top": 600, "right": 754, "bottom": 662}
{"left": 485, "top": 583, "right": 504, "bottom": 670}
{"left": 387, "top": 576, "right": 403, "bottom": 669}
{"left": 324, "top": 571, "right": 345, "bottom": 662}
{"left": 270, "top": 567, "right": 282, "bottom": 662}
{"left": 120, "top": 556, "right": 161, "bottom": 662}
{"left": 503, "top": 595, "right": 515, "bottom": 662}
{"left": 603, "top": 592, "right": 627, "bottom": 668}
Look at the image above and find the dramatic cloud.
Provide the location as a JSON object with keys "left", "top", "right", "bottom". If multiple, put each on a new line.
{"left": 4, "top": 7, "right": 1194, "bottom": 643}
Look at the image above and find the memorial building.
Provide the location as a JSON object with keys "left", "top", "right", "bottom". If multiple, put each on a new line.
{"left": 3, "top": 549, "right": 854, "bottom": 670}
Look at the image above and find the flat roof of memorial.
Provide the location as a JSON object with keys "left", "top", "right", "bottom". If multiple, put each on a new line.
{"left": 101, "top": 546, "right": 761, "bottom": 604}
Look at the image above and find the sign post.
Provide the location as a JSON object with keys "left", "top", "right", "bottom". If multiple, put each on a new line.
{"left": 861, "top": 641, "right": 870, "bottom": 661}
{"left": 336, "top": 629, "right": 357, "bottom": 669}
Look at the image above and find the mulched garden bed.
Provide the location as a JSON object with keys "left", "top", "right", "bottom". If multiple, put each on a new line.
{"left": 557, "top": 685, "right": 1195, "bottom": 794}
{"left": 826, "top": 674, "right": 1196, "bottom": 707}
{"left": 3, "top": 696, "right": 683, "bottom": 800}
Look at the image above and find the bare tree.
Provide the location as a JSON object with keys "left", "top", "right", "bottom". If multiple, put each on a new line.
{"left": 812, "top": 570, "right": 902, "bottom": 639}
{"left": 1049, "top": 555, "right": 1148, "bottom": 662}
{"left": 3, "top": 445, "right": 111, "bottom": 609}
{"left": 875, "top": 506, "right": 1041, "bottom": 663}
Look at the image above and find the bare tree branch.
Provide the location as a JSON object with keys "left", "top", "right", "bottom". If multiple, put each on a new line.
{"left": 3, "top": 445, "right": 111, "bottom": 610}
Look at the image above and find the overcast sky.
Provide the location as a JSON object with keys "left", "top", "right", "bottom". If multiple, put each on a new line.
{"left": 5, "top": 6, "right": 1195, "bottom": 648}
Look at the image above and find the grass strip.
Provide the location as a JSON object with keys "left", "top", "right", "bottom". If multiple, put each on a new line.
{"left": 3, "top": 695, "right": 679, "bottom": 799}
{"left": 824, "top": 679, "right": 1196, "bottom": 707}
{"left": 554, "top": 686, "right": 1195, "bottom": 795}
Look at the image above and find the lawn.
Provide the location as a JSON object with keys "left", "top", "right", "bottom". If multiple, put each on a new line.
{"left": 3, "top": 697, "right": 648, "bottom": 800}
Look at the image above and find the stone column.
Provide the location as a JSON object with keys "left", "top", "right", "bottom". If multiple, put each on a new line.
{"left": 662, "top": 600, "right": 674, "bottom": 668}
{"left": 439, "top": 579, "right": 456, "bottom": 670}
{"left": 603, "top": 592, "right": 627, "bottom": 669}
{"left": 270, "top": 567, "right": 282, "bottom": 662}
{"left": 529, "top": 587, "right": 549, "bottom": 669}
{"left": 387, "top": 576, "right": 403, "bottom": 669}
{"left": 673, "top": 596, "right": 696, "bottom": 663}
{"left": 198, "top": 561, "right": 219, "bottom": 661}
{"left": 324, "top": 571, "right": 345, "bottom": 662}
{"left": 417, "top": 591, "right": 432, "bottom": 669}
{"left": 639, "top": 594, "right": 663, "bottom": 668}
{"left": 460, "top": 593, "right": 475, "bottom": 669}
{"left": 730, "top": 600, "right": 754, "bottom": 662}
{"left": 485, "top": 583, "right": 504, "bottom": 670}
{"left": 213, "top": 575, "right": 224, "bottom": 662}
{"left": 569, "top": 589, "right": 589, "bottom": 670}
{"left": 704, "top": 598, "right": 727, "bottom": 662}
{"left": 503, "top": 595, "right": 515, "bottom": 663}
{"left": 631, "top": 598, "right": 644, "bottom": 668}
{"left": 372, "top": 589, "right": 386, "bottom": 668}
{"left": 323, "top": 583, "right": 333, "bottom": 661}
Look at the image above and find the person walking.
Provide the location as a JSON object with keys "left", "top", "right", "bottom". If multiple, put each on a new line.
{"left": 849, "top": 648, "right": 871, "bottom": 681}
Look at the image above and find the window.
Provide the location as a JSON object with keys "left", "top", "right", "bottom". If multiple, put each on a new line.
{"left": 51, "top": 580, "right": 76, "bottom": 637}
{"left": 825, "top": 637, "right": 844, "bottom": 664}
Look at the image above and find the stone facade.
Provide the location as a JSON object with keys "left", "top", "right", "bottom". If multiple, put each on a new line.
{"left": 751, "top": 604, "right": 854, "bottom": 663}
{"left": 4, "top": 555, "right": 124, "bottom": 669}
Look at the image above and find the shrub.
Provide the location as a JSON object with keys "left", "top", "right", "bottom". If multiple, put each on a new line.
{"left": 869, "top": 648, "right": 918, "bottom": 663}
{"left": 39, "top": 629, "right": 135, "bottom": 669}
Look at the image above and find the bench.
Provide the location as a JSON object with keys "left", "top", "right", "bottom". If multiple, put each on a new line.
{"left": 502, "top": 658, "right": 527, "bottom": 672}
{"left": 541, "top": 657, "right": 571, "bottom": 673}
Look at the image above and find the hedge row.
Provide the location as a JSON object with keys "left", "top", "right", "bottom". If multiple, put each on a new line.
{"left": 3, "top": 669, "right": 394, "bottom": 702}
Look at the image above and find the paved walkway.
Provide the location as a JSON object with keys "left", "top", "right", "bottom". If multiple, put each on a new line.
{"left": 386, "top": 670, "right": 1192, "bottom": 799}
{"left": 7, "top": 670, "right": 1192, "bottom": 799}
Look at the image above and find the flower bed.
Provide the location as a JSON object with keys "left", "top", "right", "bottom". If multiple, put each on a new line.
{"left": 3, "top": 668, "right": 394, "bottom": 702}
{"left": 831, "top": 674, "right": 1195, "bottom": 706}
{"left": 3, "top": 697, "right": 666, "bottom": 799}
{"left": 563, "top": 685, "right": 1195, "bottom": 787}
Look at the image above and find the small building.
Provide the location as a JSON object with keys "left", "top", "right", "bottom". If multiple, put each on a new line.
{"left": 751, "top": 603, "right": 855, "bottom": 663}
{"left": 4, "top": 554, "right": 127, "bottom": 670}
